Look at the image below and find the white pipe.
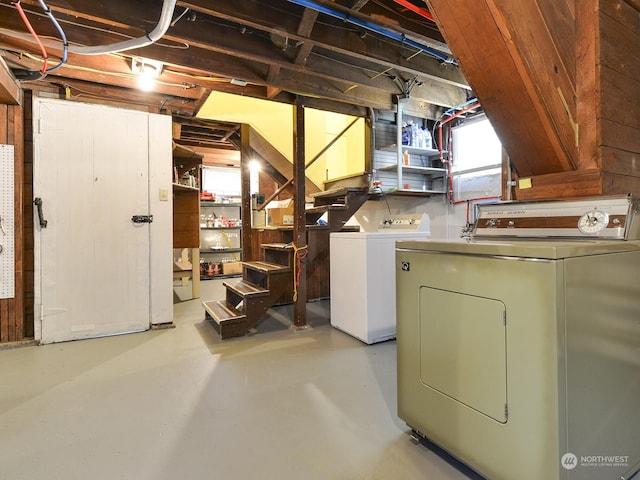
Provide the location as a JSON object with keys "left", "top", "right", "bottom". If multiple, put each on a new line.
{"left": 68, "top": 0, "right": 177, "bottom": 55}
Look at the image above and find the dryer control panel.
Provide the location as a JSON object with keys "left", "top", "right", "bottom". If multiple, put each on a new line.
{"left": 473, "top": 195, "right": 640, "bottom": 240}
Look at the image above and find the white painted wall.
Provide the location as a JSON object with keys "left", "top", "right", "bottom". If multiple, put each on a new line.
{"left": 148, "top": 114, "right": 173, "bottom": 326}
{"left": 350, "top": 195, "right": 468, "bottom": 239}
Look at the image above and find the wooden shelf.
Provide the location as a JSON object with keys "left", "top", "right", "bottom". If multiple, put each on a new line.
{"left": 201, "top": 226, "right": 241, "bottom": 231}
{"left": 173, "top": 143, "right": 201, "bottom": 250}
{"left": 201, "top": 273, "right": 242, "bottom": 280}
{"left": 201, "top": 248, "right": 242, "bottom": 253}
{"left": 201, "top": 200, "right": 241, "bottom": 206}
{"left": 379, "top": 144, "right": 439, "bottom": 156}
{"left": 173, "top": 183, "right": 200, "bottom": 192}
{"left": 378, "top": 165, "right": 447, "bottom": 176}
{"left": 385, "top": 188, "right": 447, "bottom": 196}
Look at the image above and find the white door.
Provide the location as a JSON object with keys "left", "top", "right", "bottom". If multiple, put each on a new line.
{"left": 34, "top": 99, "right": 151, "bottom": 343}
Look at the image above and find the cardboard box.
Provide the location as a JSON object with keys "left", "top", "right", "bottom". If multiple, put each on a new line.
{"left": 266, "top": 198, "right": 294, "bottom": 226}
{"left": 223, "top": 261, "right": 242, "bottom": 275}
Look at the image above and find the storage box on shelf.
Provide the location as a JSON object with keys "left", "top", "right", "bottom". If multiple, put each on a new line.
{"left": 200, "top": 200, "right": 243, "bottom": 280}
{"left": 373, "top": 106, "right": 447, "bottom": 196}
{"left": 266, "top": 198, "right": 294, "bottom": 226}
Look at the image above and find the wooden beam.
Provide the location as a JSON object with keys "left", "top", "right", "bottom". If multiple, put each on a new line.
{"left": 576, "top": 0, "right": 599, "bottom": 170}
{"left": 293, "top": 8, "right": 319, "bottom": 65}
{"left": 0, "top": 57, "right": 21, "bottom": 105}
{"left": 240, "top": 124, "right": 254, "bottom": 261}
{"left": 179, "top": 0, "right": 469, "bottom": 88}
{"left": 426, "top": 0, "right": 576, "bottom": 176}
{"left": 292, "top": 100, "right": 307, "bottom": 329}
{"left": 622, "top": 0, "right": 640, "bottom": 12}
{"left": 351, "top": 0, "right": 371, "bottom": 11}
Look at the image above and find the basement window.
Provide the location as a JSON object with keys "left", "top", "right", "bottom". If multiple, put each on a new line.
{"left": 202, "top": 166, "right": 241, "bottom": 197}
{"left": 451, "top": 115, "right": 502, "bottom": 202}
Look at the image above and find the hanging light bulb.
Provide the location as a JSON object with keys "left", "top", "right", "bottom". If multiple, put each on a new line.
{"left": 131, "top": 57, "right": 163, "bottom": 91}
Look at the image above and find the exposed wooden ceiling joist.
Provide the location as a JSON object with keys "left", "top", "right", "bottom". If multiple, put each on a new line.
{"left": 0, "top": 0, "right": 472, "bottom": 148}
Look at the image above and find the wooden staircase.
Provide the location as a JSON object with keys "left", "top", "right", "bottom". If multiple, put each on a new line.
{"left": 203, "top": 186, "right": 376, "bottom": 339}
{"left": 203, "top": 253, "right": 292, "bottom": 339}
{"left": 306, "top": 186, "right": 374, "bottom": 231}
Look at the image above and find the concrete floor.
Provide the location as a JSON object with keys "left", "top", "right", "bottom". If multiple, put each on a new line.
{"left": 0, "top": 280, "right": 484, "bottom": 480}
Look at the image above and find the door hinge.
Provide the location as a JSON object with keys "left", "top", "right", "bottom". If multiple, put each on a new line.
{"left": 505, "top": 404, "right": 509, "bottom": 419}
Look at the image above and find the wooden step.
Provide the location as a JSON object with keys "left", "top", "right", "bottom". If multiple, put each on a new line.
{"left": 260, "top": 243, "right": 293, "bottom": 268}
{"left": 305, "top": 204, "right": 348, "bottom": 214}
{"left": 260, "top": 243, "right": 293, "bottom": 252}
{"left": 223, "top": 279, "right": 269, "bottom": 298}
{"left": 202, "top": 300, "right": 249, "bottom": 339}
{"left": 202, "top": 300, "right": 244, "bottom": 324}
{"left": 243, "top": 261, "right": 291, "bottom": 274}
{"left": 309, "top": 186, "right": 367, "bottom": 200}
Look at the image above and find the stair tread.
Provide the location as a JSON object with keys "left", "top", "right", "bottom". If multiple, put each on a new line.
{"left": 305, "top": 205, "right": 348, "bottom": 214}
{"left": 243, "top": 260, "right": 291, "bottom": 273}
{"left": 310, "top": 186, "right": 368, "bottom": 199}
{"left": 260, "top": 243, "right": 293, "bottom": 251}
{"left": 202, "top": 300, "right": 245, "bottom": 324}
{"left": 223, "top": 279, "right": 269, "bottom": 297}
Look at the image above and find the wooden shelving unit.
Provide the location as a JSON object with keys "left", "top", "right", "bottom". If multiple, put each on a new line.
{"left": 172, "top": 142, "right": 203, "bottom": 298}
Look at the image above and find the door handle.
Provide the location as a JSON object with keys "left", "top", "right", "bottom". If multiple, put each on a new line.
{"left": 131, "top": 215, "right": 153, "bottom": 224}
{"left": 34, "top": 197, "right": 48, "bottom": 228}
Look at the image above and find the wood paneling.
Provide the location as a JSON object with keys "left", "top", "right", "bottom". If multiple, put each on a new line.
{"left": 172, "top": 189, "right": 200, "bottom": 248}
{"left": 426, "top": 0, "right": 577, "bottom": 177}
{"left": 514, "top": 169, "right": 604, "bottom": 200}
{"left": 22, "top": 91, "right": 33, "bottom": 338}
{"left": 0, "top": 96, "right": 27, "bottom": 343}
{"left": 598, "top": 1, "right": 640, "bottom": 185}
{"left": 430, "top": 0, "right": 640, "bottom": 200}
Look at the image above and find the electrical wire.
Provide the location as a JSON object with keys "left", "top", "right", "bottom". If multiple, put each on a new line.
{"left": 36, "top": 0, "right": 68, "bottom": 73}
{"left": 170, "top": 7, "right": 190, "bottom": 27}
{"left": 10, "top": 0, "right": 48, "bottom": 74}
{"left": 292, "top": 243, "right": 309, "bottom": 302}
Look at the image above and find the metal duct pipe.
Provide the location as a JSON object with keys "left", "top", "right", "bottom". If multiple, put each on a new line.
{"left": 286, "top": 0, "right": 455, "bottom": 64}
{"left": 68, "top": 0, "right": 177, "bottom": 55}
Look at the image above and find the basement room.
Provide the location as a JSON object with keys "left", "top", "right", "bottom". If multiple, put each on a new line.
{"left": 0, "top": 1, "right": 639, "bottom": 479}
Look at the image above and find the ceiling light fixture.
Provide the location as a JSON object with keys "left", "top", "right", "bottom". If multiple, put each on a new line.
{"left": 132, "top": 57, "right": 163, "bottom": 91}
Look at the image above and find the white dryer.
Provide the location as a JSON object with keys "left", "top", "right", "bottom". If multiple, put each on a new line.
{"left": 396, "top": 196, "right": 640, "bottom": 480}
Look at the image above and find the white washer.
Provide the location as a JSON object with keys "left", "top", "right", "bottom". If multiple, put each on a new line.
{"left": 330, "top": 214, "right": 430, "bottom": 344}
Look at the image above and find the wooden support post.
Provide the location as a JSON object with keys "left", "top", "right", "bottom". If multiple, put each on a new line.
{"left": 292, "top": 100, "right": 308, "bottom": 330}
{"left": 240, "top": 124, "right": 254, "bottom": 261}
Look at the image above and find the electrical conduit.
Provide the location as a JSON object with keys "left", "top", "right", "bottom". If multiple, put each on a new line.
{"left": 286, "top": 0, "right": 455, "bottom": 64}
{"left": 68, "top": 0, "right": 176, "bottom": 55}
